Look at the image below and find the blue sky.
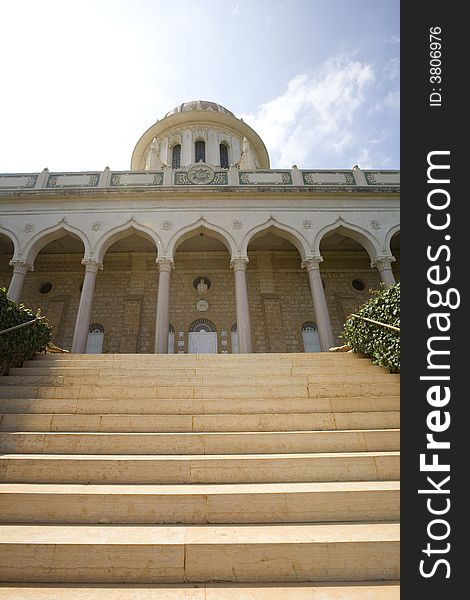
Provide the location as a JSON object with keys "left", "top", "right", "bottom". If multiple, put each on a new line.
{"left": 0, "top": 0, "right": 399, "bottom": 173}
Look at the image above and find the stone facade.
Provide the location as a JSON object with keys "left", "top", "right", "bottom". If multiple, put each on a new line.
{"left": 0, "top": 100, "right": 400, "bottom": 353}
{"left": 0, "top": 246, "right": 397, "bottom": 353}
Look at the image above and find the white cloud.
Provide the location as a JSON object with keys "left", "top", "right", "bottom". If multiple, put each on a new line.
{"left": 371, "top": 90, "right": 400, "bottom": 113}
{"left": 240, "top": 56, "right": 375, "bottom": 168}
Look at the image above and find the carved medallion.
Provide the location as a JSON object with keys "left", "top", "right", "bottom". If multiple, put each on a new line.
{"left": 187, "top": 165, "right": 215, "bottom": 185}
{"left": 196, "top": 299, "right": 209, "bottom": 312}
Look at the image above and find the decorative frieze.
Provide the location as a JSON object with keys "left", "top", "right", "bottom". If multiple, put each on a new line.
{"left": 46, "top": 173, "right": 100, "bottom": 188}
{"left": 364, "top": 171, "right": 400, "bottom": 186}
{"left": 110, "top": 172, "right": 163, "bottom": 187}
{"left": 239, "top": 171, "right": 292, "bottom": 185}
{"left": 302, "top": 171, "right": 356, "bottom": 186}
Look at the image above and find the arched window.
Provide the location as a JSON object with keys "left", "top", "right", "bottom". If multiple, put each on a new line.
{"left": 189, "top": 318, "right": 217, "bottom": 333}
{"left": 195, "top": 140, "right": 206, "bottom": 163}
{"left": 171, "top": 144, "right": 181, "bottom": 169}
{"left": 231, "top": 323, "right": 239, "bottom": 354}
{"left": 301, "top": 321, "right": 321, "bottom": 353}
{"left": 86, "top": 323, "right": 104, "bottom": 354}
{"left": 168, "top": 323, "right": 175, "bottom": 354}
{"left": 219, "top": 143, "right": 229, "bottom": 168}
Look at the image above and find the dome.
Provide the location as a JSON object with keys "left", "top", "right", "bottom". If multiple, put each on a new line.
{"left": 131, "top": 100, "right": 270, "bottom": 171}
{"left": 164, "top": 100, "right": 235, "bottom": 119}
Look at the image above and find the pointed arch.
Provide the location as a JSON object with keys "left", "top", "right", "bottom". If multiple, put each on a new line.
{"left": 313, "top": 218, "right": 381, "bottom": 260}
{"left": 167, "top": 219, "right": 236, "bottom": 258}
{"left": 23, "top": 222, "right": 90, "bottom": 264}
{"left": 242, "top": 218, "right": 309, "bottom": 260}
{"left": 0, "top": 225, "right": 20, "bottom": 258}
{"left": 95, "top": 220, "right": 162, "bottom": 262}
{"left": 384, "top": 224, "right": 400, "bottom": 256}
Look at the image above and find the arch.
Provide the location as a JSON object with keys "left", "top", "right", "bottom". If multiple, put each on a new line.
{"left": 384, "top": 223, "right": 401, "bottom": 256}
{"left": 189, "top": 318, "right": 217, "bottom": 332}
{"left": 242, "top": 218, "right": 310, "bottom": 260}
{"left": 301, "top": 321, "right": 318, "bottom": 331}
{"left": 0, "top": 225, "right": 19, "bottom": 258}
{"left": 23, "top": 222, "right": 89, "bottom": 265}
{"left": 168, "top": 219, "right": 237, "bottom": 258}
{"left": 95, "top": 220, "right": 162, "bottom": 262}
{"left": 313, "top": 218, "right": 381, "bottom": 260}
{"left": 230, "top": 323, "right": 238, "bottom": 332}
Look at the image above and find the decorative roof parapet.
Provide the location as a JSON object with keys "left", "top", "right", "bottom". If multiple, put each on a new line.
{"left": 0, "top": 168, "right": 400, "bottom": 191}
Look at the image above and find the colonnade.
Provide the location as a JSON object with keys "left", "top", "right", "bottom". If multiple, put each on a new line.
{"left": 7, "top": 253, "right": 396, "bottom": 354}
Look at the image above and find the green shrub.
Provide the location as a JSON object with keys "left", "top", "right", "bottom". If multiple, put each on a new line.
{"left": 341, "top": 282, "right": 400, "bottom": 373}
{"left": 0, "top": 288, "right": 53, "bottom": 375}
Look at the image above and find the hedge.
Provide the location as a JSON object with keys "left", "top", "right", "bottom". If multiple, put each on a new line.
{"left": 0, "top": 288, "right": 52, "bottom": 375}
{"left": 341, "top": 282, "right": 400, "bottom": 373}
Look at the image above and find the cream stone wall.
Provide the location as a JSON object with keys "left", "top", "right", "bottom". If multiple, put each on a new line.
{"left": 0, "top": 249, "right": 386, "bottom": 353}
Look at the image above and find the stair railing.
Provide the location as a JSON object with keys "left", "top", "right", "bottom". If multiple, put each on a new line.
{"left": 349, "top": 313, "right": 400, "bottom": 332}
{"left": 0, "top": 315, "right": 46, "bottom": 336}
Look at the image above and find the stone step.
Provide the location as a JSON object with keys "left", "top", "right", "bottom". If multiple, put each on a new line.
{"left": 0, "top": 481, "right": 400, "bottom": 524}
{"left": 0, "top": 374, "right": 399, "bottom": 389}
{"left": 7, "top": 368, "right": 400, "bottom": 389}
{"left": 0, "top": 411, "right": 400, "bottom": 432}
{"left": 29, "top": 352, "right": 367, "bottom": 362}
{"left": 0, "top": 582, "right": 401, "bottom": 599}
{"left": 0, "top": 452, "right": 400, "bottom": 484}
{"left": 0, "top": 382, "right": 400, "bottom": 400}
{"left": 0, "top": 395, "right": 400, "bottom": 415}
{"left": 13, "top": 364, "right": 390, "bottom": 377}
{"left": 0, "top": 429, "right": 400, "bottom": 455}
{"left": 0, "top": 522, "right": 400, "bottom": 583}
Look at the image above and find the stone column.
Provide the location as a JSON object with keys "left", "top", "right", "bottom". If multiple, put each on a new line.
{"left": 302, "top": 257, "right": 335, "bottom": 351}
{"left": 154, "top": 258, "right": 174, "bottom": 354}
{"left": 7, "top": 260, "right": 33, "bottom": 302}
{"left": 372, "top": 256, "right": 396, "bottom": 286}
{"left": 71, "top": 259, "right": 103, "bottom": 354}
{"left": 231, "top": 258, "right": 253, "bottom": 353}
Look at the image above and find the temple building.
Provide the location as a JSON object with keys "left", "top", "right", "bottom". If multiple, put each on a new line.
{"left": 0, "top": 100, "right": 400, "bottom": 354}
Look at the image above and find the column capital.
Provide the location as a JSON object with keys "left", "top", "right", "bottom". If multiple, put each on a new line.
{"left": 9, "top": 260, "right": 34, "bottom": 275}
{"left": 81, "top": 258, "right": 103, "bottom": 273}
{"left": 230, "top": 257, "right": 249, "bottom": 271}
{"left": 371, "top": 255, "right": 396, "bottom": 272}
{"left": 156, "top": 258, "right": 174, "bottom": 272}
{"left": 302, "top": 256, "right": 323, "bottom": 272}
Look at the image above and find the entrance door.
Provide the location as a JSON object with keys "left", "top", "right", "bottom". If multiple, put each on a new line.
{"left": 188, "top": 330, "right": 218, "bottom": 354}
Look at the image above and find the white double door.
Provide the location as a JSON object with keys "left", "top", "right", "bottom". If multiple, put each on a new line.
{"left": 188, "top": 330, "right": 218, "bottom": 354}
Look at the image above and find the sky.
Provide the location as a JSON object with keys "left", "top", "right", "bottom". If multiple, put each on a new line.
{"left": 0, "top": 0, "right": 399, "bottom": 173}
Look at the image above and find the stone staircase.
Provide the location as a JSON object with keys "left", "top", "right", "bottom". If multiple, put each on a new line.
{"left": 0, "top": 352, "right": 400, "bottom": 598}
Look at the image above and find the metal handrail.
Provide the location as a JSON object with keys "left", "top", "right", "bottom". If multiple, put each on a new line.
{"left": 349, "top": 313, "right": 400, "bottom": 332}
{"left": 0, "top": 315, "right": 46, "bottom": 336}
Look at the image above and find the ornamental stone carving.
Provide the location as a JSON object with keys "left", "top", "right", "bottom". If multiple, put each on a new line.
{"left": 302, "top": 257, "right": 323, "bottom": 272}
{"left": 371, "top": 256, "right": 396, "bottom": 271}
{"left": 156, "top": 258, "right": 174, "bottom": 272}
{"left": 196, "top": 299, "right": 209, "bottom": 312}
{"left": 81, "top": 259, "right": 103, "bottom": 273}
{"left": 9, "top": 260, "right": 33, "bottom": 275}
{"left": 187, "top": 165, "right": 215, "bottom": 185}
{"left": 230, "top": 257, "right": 249, "bottom": 271}
{"left": 191, "top": 129, "right": 208, "bottom": 142}
{"left": 22, "top": 223, "right": 35, "bottom": 233}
